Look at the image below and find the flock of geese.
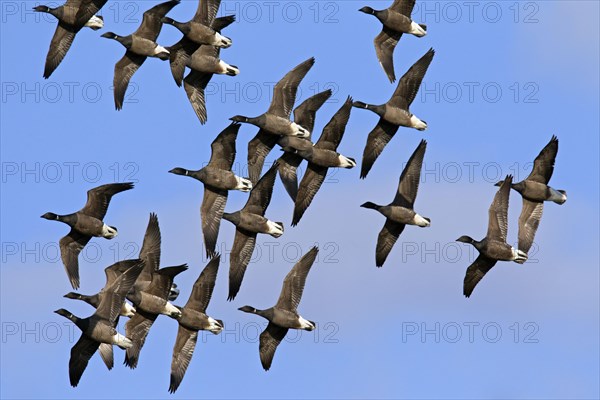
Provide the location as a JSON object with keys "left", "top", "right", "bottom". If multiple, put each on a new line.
{"left": 36, "top": 0, "right": 567, "bottom": 393}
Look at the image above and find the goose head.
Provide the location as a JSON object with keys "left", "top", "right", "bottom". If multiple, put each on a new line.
{"left": 168, "top": 167, "right": 190, "bottom": 176}
{"left": 229, "top": 115, "right": 250, "bottom": 123}
{"left": 101, "top": 32, "right": 119, "bottom": 40}
{"left": 358, "top": 6, "right": 376, "bottom": 14}
{"left": 40, "top": 212, "right": 59, "bottom": 220}
{"left": 456, "top": 235, "right": 476, "bottom": 245}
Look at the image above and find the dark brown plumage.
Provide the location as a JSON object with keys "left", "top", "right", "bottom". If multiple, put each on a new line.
{"left": 361, "top": 139, "right": 429, "bottom": 267}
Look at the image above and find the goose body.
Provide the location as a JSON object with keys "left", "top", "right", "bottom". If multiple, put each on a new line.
{"left": 223, "top": 211, "right": 284, "bottom": 238}
{"left": 187, "top": 53, "right": 239, "bottom": 76}
{"left": 164, "top": 18, "right": 232, "bottom": 47}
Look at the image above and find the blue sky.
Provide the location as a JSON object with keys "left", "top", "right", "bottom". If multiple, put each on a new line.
{"left": 1, "top": 1, "right": 599, "bottom": 399}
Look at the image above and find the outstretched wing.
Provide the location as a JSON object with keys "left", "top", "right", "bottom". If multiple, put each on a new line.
{"left": 389, "top": 48, "right": 435, "bottom": 110}
{"left": 392, "top": 139, "right": 427, "bottom": 208}
{"left": 463, "top": 255, "right": 498, "bottom": 298}
{"left": 259, "top": 323, "right": 288, "bottom": 371}
{"left": 360, "top": 119, "right": 399, "bottom": 179}
{"left": 43, "top": 23, "right": 76, "bottom": 79}
{"left": 275, "top": 247, "right": 319, "bottom": 311}
{"left": 526, "top": 135, "right": 558, "bottom": 184}
{"left": 268, "top": 58, "right": 315, "bottom": 118}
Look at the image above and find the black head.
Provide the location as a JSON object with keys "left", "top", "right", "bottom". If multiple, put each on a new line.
{"left": 238, "top": 306, "right": 257, "bottom": 314}
{"left": 101, "top": 32, "right": 118, "bottom": 40}
{"left": 456, "top": 235, "right": 474, "bottom": 244}
{"left": 168, "top": 167, "right": 189, "bottom": 176}
{"left": 494, "top": 180, "right": 504, "bottom": 187}
{"left": 63, "top": 292, "right": 82, "bottom": 300}
{"left": 229, "top": 115, "right": 249, "bottom": 123}
{"left": 359, "top": 6, "right": 375, "bottom": 14}
{"left": 54, "top": 308, "right": 75, "bottom": 320}
{"left": 33, "top": 5, "right": 51, "bottom": 12}
{"left": 41, "top": 212, "right": 59, "bottom": 220}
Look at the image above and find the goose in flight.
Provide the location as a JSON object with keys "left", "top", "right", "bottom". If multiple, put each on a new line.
{"left": 495, "top": 136, "right": 566, "bottom": 259}
{"left": 359, "top": 0, "right": 427, "bottom": 83}
{"left": 41, "top": 182, "right": 134, "bottom": 289}
{"left": 360, "top": 139, "right": 430, "bottom": 267}
{"left": 458, "top": 176, "right": 528, "bottom": 297}
{"left": 238, "top": 247, "right": 319, "bottom": 371}
{"left": 353, "top": 48, "right": 435, "bottom": 178}
{"left": 34, "top": 0, "right": 106, "bottom": 78}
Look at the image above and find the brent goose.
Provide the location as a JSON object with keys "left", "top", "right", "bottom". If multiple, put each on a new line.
{"left": 34, "top": 0, "right": 106, "bottom": 78}
{"left": 230, "top": 57, "right": 316, "bottom": 184}
{"left": 291, "top": 97, "right": 356, "bottom": 226}
{"left": 41, "top": 182, "right": 134, "bottom": 289}
{"left": 55, "top": 260, "right": 144, "bottom": 387}
{"left": 121, "top": 214, "right": 188, "bottom": 368}
{"left": 359, "top": 0, "right": 427, "bottom": 83}
{"left": 238, "top": 247, "right": 319, "bottom": 371}
{"left": 360, "top": 139, "right": 430, "bottom": 267}
{"left": 123, "top": 213, "right": 180, "bottom": 303}
{"left": 124, "top": 264, "right": 188, "bottom": 368}
{"left": 64, "top": 259, "right": 146, "bottom": 370}
{"left": 169, "top": 256, "right": 223, "bottom": 393}
{"left": 458, "top": 176, "right": 528, "bottom": 297}
{"left": 495, "top": 136, "right": 567, "bottom": 258}
{"left": 169, "top": 123, "right": 251, "bottom": 257}
{"left": 102, "top": 0, "right": 180, "bottom": 110}
{"left": 277, "top": 90, "right": 333, "bottom": 201}
{"left": 182, "top": 43, "right": 240, "bottom": 124}
{"left": 223, "top": 163, "right": 283, "bottom": 301}
{"left": 168, "top": 14, "right": 235, "bottom": 86}
{"left": 353, "top": 48, "right": 435, "bottom": 178}
{"left": 162, "top": 0, "right": 232, "bottom": 49}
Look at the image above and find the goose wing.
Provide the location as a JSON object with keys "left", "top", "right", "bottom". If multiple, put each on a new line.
{"left": 275, "top": 247, "right": 319, "bottom": 311}
{"left": 360, "top": 119, "right": 400, "bottom": 179}
{"left": 59, "top": 230, "right": 92, "bottom": 289}
{"left": 95, "top": 260, "right": 144, "bottom": 323}
{"left": 390, "top": 0, "right": 416, "bottom": 17}
{"left": 268, "top": 58, "right": 315, "bottom": 118}
{"left": 201, "top": 186, "right": 228, "bottom": 258}
{"left": 242, "top": 162, "right": 278, "bottom": 216}
{"left": 183, "top": 69, "right": 215, "bottom": 124}
{"left": 375, "top": 220, "right": 406, "bottom": 267}
{"left": 69, "top": 335, "right": 100, "bottom": 387}
{"left": 293, "top": 89, "right": 332, "bottom": 136}
{"left": 124, "top": 309, "right": 158, "bottom": 369}
{"left": 277, "top": 151, "right": 303, "bottom": 202}
{"left": 292, "top": 164, "right": 327, "bottom": 226}
{"left": 259, "top": 323, "right": 288, "bottom": 371}
{"left": 314, "top": 96, "right": 353, "bottom": 151}
{"left": 526, "top": 135, "right": 558, "bottom": 184}
{"left": 139, "top": 213, "right": 161, "bottom": 281}
{"left": 80, "top": 182, "right": 134, "bottom": 219}
{"left": 134, "top": 0, "right": 179, "bottom": 41}
{"left": 227, "top": 229, "right": 257, "bottom": 301}
{"left": 487, "top": 175, "right": 512, "bottom": 243}
{"left": 518, "top": 199, "right": 544, "bottom": 255}
{"left": 247, "top": 130, "right": 280, "bottom": 185}
{"left": 74, "top": 0, "right": 109, "bottom": 28}
{"left": 392, "top": 139, "right": 426, "bottom": 208}
{"left": 463, "top": 255, "right": 497, "bottom": 297}
{"left": 113, "top": 51, "right": 147, "bottom": 110}
{"left": 169, "top": 326, "right": 198, "bottom": 393}
{"left": 43, "top": 23, "right": 76, "bottom": 79}
{"left": 185, "top": 255, "right": 220, "bottom": 312}
{"left": 374, "top": 28, "right": 402, "bottom": 83}
{"left": 193, "top": 0, "right": 221, "bottom": 25}
{"left": 208, "top": 122, "right": 240, "bottom": 170}
{"left": 389, "top": 48, "right": 435, "bottom": 110}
